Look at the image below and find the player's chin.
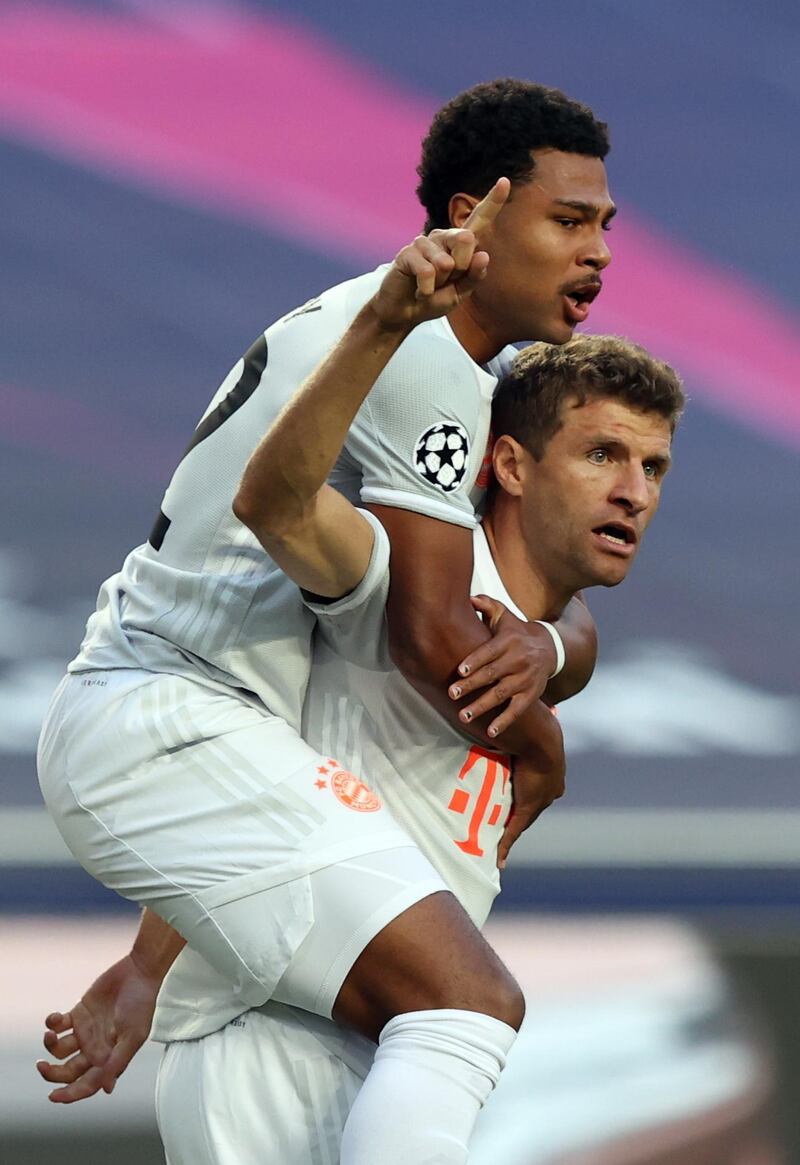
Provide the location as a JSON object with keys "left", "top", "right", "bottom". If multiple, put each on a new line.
{"left": 582, "top": 551, "right": 634, "bottom": 589}
{"left": 537, "top": 315, "right": 575, "bottom": 346}
{"left": 597, "top": 561, "right": 633, "bottom": 588}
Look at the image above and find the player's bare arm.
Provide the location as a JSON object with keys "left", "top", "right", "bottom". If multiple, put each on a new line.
{"left": 372, "top": 504, "right": 582, "bottom": 741}
{"left": 451, "top": 590, "right": 597, "bottom": 728}
{"left": 233, "top": 181, "right": 508, "bottom": 598}
{"left": 373, "top": 505, "right": 567, "bottom": 843}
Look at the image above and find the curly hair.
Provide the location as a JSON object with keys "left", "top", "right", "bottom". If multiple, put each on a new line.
{"left": 491, "top": 335, "right": 685, "bottom": 460}
{"left": 417, "top": 78, "right": 610, "bottom": 232}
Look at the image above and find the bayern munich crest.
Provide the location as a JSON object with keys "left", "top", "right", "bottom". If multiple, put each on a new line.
{"left": 331, "top": 769, "right": 382, "bottom": 812}
{"left": 413, "top": 422, "right": 470, "bottom": 493}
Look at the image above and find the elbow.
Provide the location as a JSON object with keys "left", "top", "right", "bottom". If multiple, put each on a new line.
{"left": 232, "top": 487, "right": 259, "bottom": 533}
{"left": 231, "top": 485, "right": 281, "bottom": 546}
{"left": 231, "top": 489, "right": 249, "bottom": 527}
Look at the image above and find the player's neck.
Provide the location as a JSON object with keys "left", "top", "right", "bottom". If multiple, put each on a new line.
{"left": 448, "top": 302, "right": 505, "bottom": 366}
{"left": 481, "top": 506, "right": 573, "bottom": 622}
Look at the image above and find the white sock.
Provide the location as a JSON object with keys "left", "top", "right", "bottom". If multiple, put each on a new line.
{"left": 339, "top": 1008, "right": 517, "bottom": 1165}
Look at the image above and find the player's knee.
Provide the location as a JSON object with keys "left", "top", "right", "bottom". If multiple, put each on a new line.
{"left": 456, "top": 950, "right": 526, "bottom": 1034}
{"left": 334, "top": 891, "right": 526, "bottom": 1038}
{"left": 477, "top": 967, "right": 525, "bottom": 1032}
{"left": 407, "top": 955, "right": 526, "bottom": 1029}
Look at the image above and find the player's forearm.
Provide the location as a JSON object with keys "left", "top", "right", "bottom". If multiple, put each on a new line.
{"left": 387, "top": 597, "right": 524, "bottom": 748}
{"left": 233, "top": 304, "right": 412, "bottom": 537}
{"left": 544, "top": 592, "right": 597, "bottom": 705}
{"left": 392, "top": 620, "right": 560, "bottom": 772}
{"left": 387, "top": 582, "right": 570, "bottom": 761}
{"left": 388, "top": 593, "right": 488, "bottom": 693}
{"left": 130, "top": 908, "right": 186, "bottom": 985}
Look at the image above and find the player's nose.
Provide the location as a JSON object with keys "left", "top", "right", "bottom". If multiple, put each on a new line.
{"left": 582, "top": 225, "right": 611, "bottom": 271}
{"left": 610, "top": 466, "right": 649, "bottom": 513}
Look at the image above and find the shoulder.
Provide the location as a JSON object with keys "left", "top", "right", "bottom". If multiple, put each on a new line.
{"left": 370, "top": 318, "right": 497, "bottom": 405}
{"left": 269, "top": 266, "right": 387, "bottom": 344}
{"left": 259, "top": 266, "right": 388, "bottom": 382}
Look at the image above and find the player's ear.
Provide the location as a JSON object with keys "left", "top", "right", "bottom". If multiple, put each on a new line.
{"left": 492, "top": 435, "right": 527, "bottom": 497}
{"left": 448, "top": 193, "right": 479, "bottom": 229}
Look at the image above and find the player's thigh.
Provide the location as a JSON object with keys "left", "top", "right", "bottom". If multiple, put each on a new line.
{"left": 38, "top": 670, "right": 311, "bottom": 887}
{"left": 156, "top": 1005, "right": 369, "bottom": 1165}
{"left": 39, "top": 669, "right": 413, "bottom": 1006}
{"left": 272, "top": 845, "right": 447, "bottom": 1020}
{"left": 334, "top": 886, "right": 525, "bottom": 1039}
{"left": 271, "top": 847, "right": 523, "bottom": 1040}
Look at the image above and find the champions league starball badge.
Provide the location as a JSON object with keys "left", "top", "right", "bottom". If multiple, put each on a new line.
{"left": 413, "top": 423, "right": 470, "bottom": 493}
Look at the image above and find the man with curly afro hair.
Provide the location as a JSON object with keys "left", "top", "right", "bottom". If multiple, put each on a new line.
{"left": 418, "top": 78, "right": 610, "bottom": 234}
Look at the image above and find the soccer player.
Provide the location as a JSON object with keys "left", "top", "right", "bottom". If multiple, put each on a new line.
{"left": 40, "top": 316, "right": 683, "bottom": 1163}
{"left": 37, "top": 80, "right": 615, "bottom": 1161}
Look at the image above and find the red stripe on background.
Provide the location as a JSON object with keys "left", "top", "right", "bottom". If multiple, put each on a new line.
{"left": 0, "top": 4, "right": 429, "bottom": 252}
{"left": 0, "top": 3, "right": 798, "bottom": 448}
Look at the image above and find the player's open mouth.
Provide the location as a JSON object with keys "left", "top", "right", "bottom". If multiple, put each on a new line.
{"left": 592, "top": 522, "right": 637, "bottom": 556}
{"left": 562, "top": 283, "right": 601, "bottom": 325}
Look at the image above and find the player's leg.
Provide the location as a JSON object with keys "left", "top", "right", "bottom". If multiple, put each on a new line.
{"left": 156, "top": 1002, "right": 371, "bottom": 1165}
{"left": 334, "top": 888, "right": 524, "bottom": 1038}
{"left": 37, "top": 669, "right": 415, "bottom": 1008}
{"left": 42, "top": 670, "right": 518, "bottom": 1161}
{"left": 335, "top": 887, "right": 522, "bottom": 1165}
{"left": 272, "top": 848, "right": 523, "bottom": 1165}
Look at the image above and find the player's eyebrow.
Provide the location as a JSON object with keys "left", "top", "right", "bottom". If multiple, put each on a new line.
{"left": 553, "top": 199, "right": 617, "bottom": 223}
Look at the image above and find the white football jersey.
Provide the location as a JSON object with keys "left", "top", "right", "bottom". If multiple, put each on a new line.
{"left": 303, "top": 511, "right": 523, "bottom": 932}
{"left": 68, "top": 267, "right": 511, "bottom": 729}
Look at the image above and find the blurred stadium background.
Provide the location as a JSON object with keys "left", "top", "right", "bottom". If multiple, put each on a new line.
{"left": 1, "top": 0, "right": 798, "bottom": 1161}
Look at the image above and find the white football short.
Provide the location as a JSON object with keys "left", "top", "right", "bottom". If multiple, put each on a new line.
{"left": 156, "top": 1002, "right": 373, "bottom": 1165}
{"left": 38, "top": 669, "right": 446, "bottom": 1010}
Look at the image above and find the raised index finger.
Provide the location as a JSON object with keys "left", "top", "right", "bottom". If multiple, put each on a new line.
{"left": 464, "top": 177, "right": 511, "bottom": 237}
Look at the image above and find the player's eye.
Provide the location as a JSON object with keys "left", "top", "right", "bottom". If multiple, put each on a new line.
{"left": 643, "top": 462, "right": 659, "bottom": 479}
{"left": 602, "top": 220, "right": 614, "bottom": 232}
{"left": 556, "top": 218, "right": 579, "bottom": 229}
{"left": 587, "top": 449, "right": 608, "bottom": 464}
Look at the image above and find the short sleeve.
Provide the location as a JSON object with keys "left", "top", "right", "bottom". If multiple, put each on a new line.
{"left": 303, "top": 509, "right": 392, "bottom": 671}
{"left": 342, "top": 319, "right": 496, "bottom": 529}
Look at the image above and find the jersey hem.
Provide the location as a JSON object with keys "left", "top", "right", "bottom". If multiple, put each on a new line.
{"left": 361, "top": 487, "right": 477, "bottom": 528}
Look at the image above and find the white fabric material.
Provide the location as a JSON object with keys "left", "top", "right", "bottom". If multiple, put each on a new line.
{"left": 470, "top": 523, "right": 528, "bottom": 620}
{"left": 339, "top": 1008, "right": 516, "bottom": 1165}
{"left": 154, "top": 515, "right": 527, "bottom": 1040}
{"left": 155, "top": 1003, "right": 374, "bottom": 1165}
{"left": 152, "top": 846, "right": 444, "bottom": 1039}
{"left": 303, "top": 516, "right": 523, "bottom": 929}
{"left": 271, "top": 847, "right": 446, "bottom": 1019}
{"left": 158, "top": 1006, "right": 513, "bottom": 1165}
{"left": 38, "top": 668, "right": 423, "bottom": 1010}
{"left": 67, "top": 268, "right": 512, "bottom": 731}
